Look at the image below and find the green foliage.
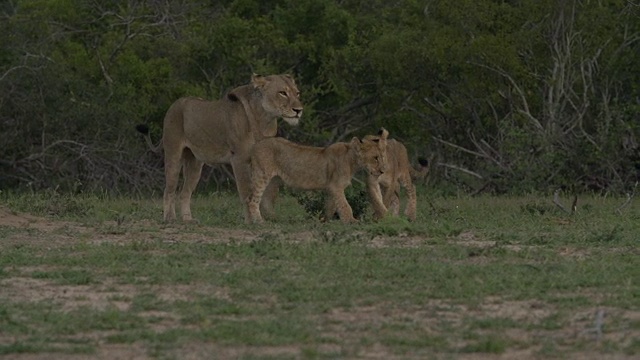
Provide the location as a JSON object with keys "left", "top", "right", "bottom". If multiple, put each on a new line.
{"left": 1, "top": 0, "right": 638, "bottom": 194}
{"left": 462, "top": 336, "right": 508, "bottom": 354}
{"left": 1, "top": 190, "right": 94, "bottom": 218}
{"left": 292, "top": 182, "right": 370, "bottom": 221}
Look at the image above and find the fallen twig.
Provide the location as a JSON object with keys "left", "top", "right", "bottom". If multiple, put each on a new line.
{"left": 615, "top": 181, "right": 637, "bottom": 215}
{"left": 582, "top": 308, "right": 606, "bottom": 341}
{"left": 553, "top": 189, "right": 577, "bottom": 215}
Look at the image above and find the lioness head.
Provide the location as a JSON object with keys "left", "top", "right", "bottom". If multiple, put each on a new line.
{"left": 251, "top": 73, "right": 303, "bottom": 126}
{"left": 355, "top": 128, "right": 389, "bottom": 176}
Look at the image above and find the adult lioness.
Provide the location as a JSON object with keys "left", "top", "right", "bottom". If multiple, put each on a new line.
{"left": 137, "top": 74, "right": 303, "bottom": 222}
{"left": 247, "top": 130, "right": 389, "bottom": 224}
{"left": 364, "top": 133, "right": 428, "bottom": 221}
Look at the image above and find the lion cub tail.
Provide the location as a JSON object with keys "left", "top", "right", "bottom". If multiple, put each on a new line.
{"left": 135, "top": 124, "right": 163, "bottom": 153}
{"left": 410, "top": 156, "right": 430, "bottom": 180}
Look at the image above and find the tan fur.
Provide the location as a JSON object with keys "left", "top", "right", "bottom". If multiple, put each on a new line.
{"left": 364, "top": 138, "right": 428, "bottom": 221}
{"left": 247, "top": 132, "right": 389, "bottom": 224}
{"left": 139, "top": 74, "right": 303, "bottom": 222}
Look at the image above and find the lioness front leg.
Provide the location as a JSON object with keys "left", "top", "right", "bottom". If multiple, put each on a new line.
{"left": 230, "top": 155, "right": 254, "bottom": 223}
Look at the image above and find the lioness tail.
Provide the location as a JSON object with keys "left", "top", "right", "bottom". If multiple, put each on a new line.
{"left": 135, "top": 124, "right": 163, "bottom": 153}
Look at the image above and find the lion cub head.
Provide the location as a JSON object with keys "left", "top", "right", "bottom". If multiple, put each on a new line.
{"left": 251, "top": 74, "right": 303, "bottom": 126}
{"left": 355, "top": 128, "right": 389, "bottom": 176}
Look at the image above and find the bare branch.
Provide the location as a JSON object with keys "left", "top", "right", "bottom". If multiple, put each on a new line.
{"left": 422, "top": 97, "right": 450, "bottom": 119}
{"left": 615, "top": 181, "right": 637, "bottom": 215}
{"left": 468, "top": 133, "right": 512, "bottom": 173}
{"left": 335, "top": 97, "right": 376, "bottom": 115}
{"left": 469, "top": 61, "right": 544, "bottom": 132}
{"left": 0, "top": 65, "right": 29, "bottom": 82}
{"left": 553, "top": 188, "right": 577, "bottom": 215}
{"left": 433, "top": 137, "right": 486, "bottom": 159}
{"left": 438, "top": 163, "right": 484, "bottom": 179}
{"left": 18, "top": 140, "right": 88, "bottom": 163}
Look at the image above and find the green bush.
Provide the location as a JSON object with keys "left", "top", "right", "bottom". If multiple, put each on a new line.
{"left": 292, "top": 182, "right": 370, "bottom": 221}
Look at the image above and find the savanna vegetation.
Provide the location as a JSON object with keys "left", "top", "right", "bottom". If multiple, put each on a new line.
{"left": 1, "top": 0, "right": 639, "bottom": 195}
{"left": 1, "top": 2, "right": 639, "bottom": 358}
{"left": 0, "top": 192, "right": 639, "bottom": 358}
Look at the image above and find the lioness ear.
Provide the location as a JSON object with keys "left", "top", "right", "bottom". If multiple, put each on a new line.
{"left": 251, "top": 73, "right": 268, "bottom": 89}
{"left": 283, "top": 74, "right": 297, "bottom": 85}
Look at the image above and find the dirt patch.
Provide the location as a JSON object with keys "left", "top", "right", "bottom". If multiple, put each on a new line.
{"left": 0, "top": 344, "right": 150, "bottom": 360}
{"left": 321, "top": 299, "right": 639, "bottom": 359}
{"left": 0, "top": 276, "right": 230, "bottom": 312}
{"left": 0, "top": 206, "right": 83, "bottom": 233}
{"left": 0, "top": 206, "right": 42, "bottom": 227}
{"left": 455, "top": 231, "right": 526, "bottom": 251}
{"left": 1, "top": 206, "right": 638, "bottom": 359}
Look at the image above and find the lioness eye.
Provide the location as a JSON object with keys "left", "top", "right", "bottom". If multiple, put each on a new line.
{"left": 279, "top": 91, "right": 287, "bottom": 97}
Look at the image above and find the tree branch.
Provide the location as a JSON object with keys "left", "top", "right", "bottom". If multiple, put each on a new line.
{"left": 438, "top": 163, "right": 484, "bottom": 179}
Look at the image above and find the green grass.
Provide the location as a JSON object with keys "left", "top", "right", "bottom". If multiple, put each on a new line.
{"left": 0, "top": 189, "right": 639, "bottom": 358}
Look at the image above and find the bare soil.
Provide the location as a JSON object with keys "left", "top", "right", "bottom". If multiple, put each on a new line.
{"left": 0, "top": 206, "right": 637, "bottom": 359}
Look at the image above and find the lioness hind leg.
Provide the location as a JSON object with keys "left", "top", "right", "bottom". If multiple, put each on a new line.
{"left": 163, "top": 147, "right": 183, "bottom": 222}
{"left": 179, "top": 148, "right": 204, "bottom": 222}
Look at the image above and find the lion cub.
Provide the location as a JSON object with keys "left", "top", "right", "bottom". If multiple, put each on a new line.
{"left": 363, "top": 133, "right": 428, "bottom": 221}
{"left": 247, "top": 130, "right": 389, "bottom": 224}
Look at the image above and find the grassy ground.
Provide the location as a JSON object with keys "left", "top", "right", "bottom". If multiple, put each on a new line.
{"left": 0, "top": 188, "right": 638, "bottom": 359}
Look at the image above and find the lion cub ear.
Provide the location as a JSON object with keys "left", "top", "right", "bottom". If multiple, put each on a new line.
{"left": 377, "top": 127, "right": 389, "bottom": 140}
{"left": 251, "top": 73, "right": 268, "bottom": 89}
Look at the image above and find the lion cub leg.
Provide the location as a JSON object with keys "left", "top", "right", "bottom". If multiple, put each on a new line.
{"left": 329, "top": 188, "right": 357, "bottom": 224}
{"left": 367, "top": 175, "right": 387, "bottom": 220}
{"left": 323, "top": 196, "right": 336, "bottom": 222}
{"left": 400, "top": 176, "right": 417, "bottom": 221}
{"left": 178, "top": 149, "right": 204, "bottom": 223}
{"left": 382, "top": 184, "right": 401, "bottom": 217}
{"left": 247, "top": 172, "right": 272, "bottom": 224}
{"left": 260, "top": 178, "right": 280, "bottom": 220}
